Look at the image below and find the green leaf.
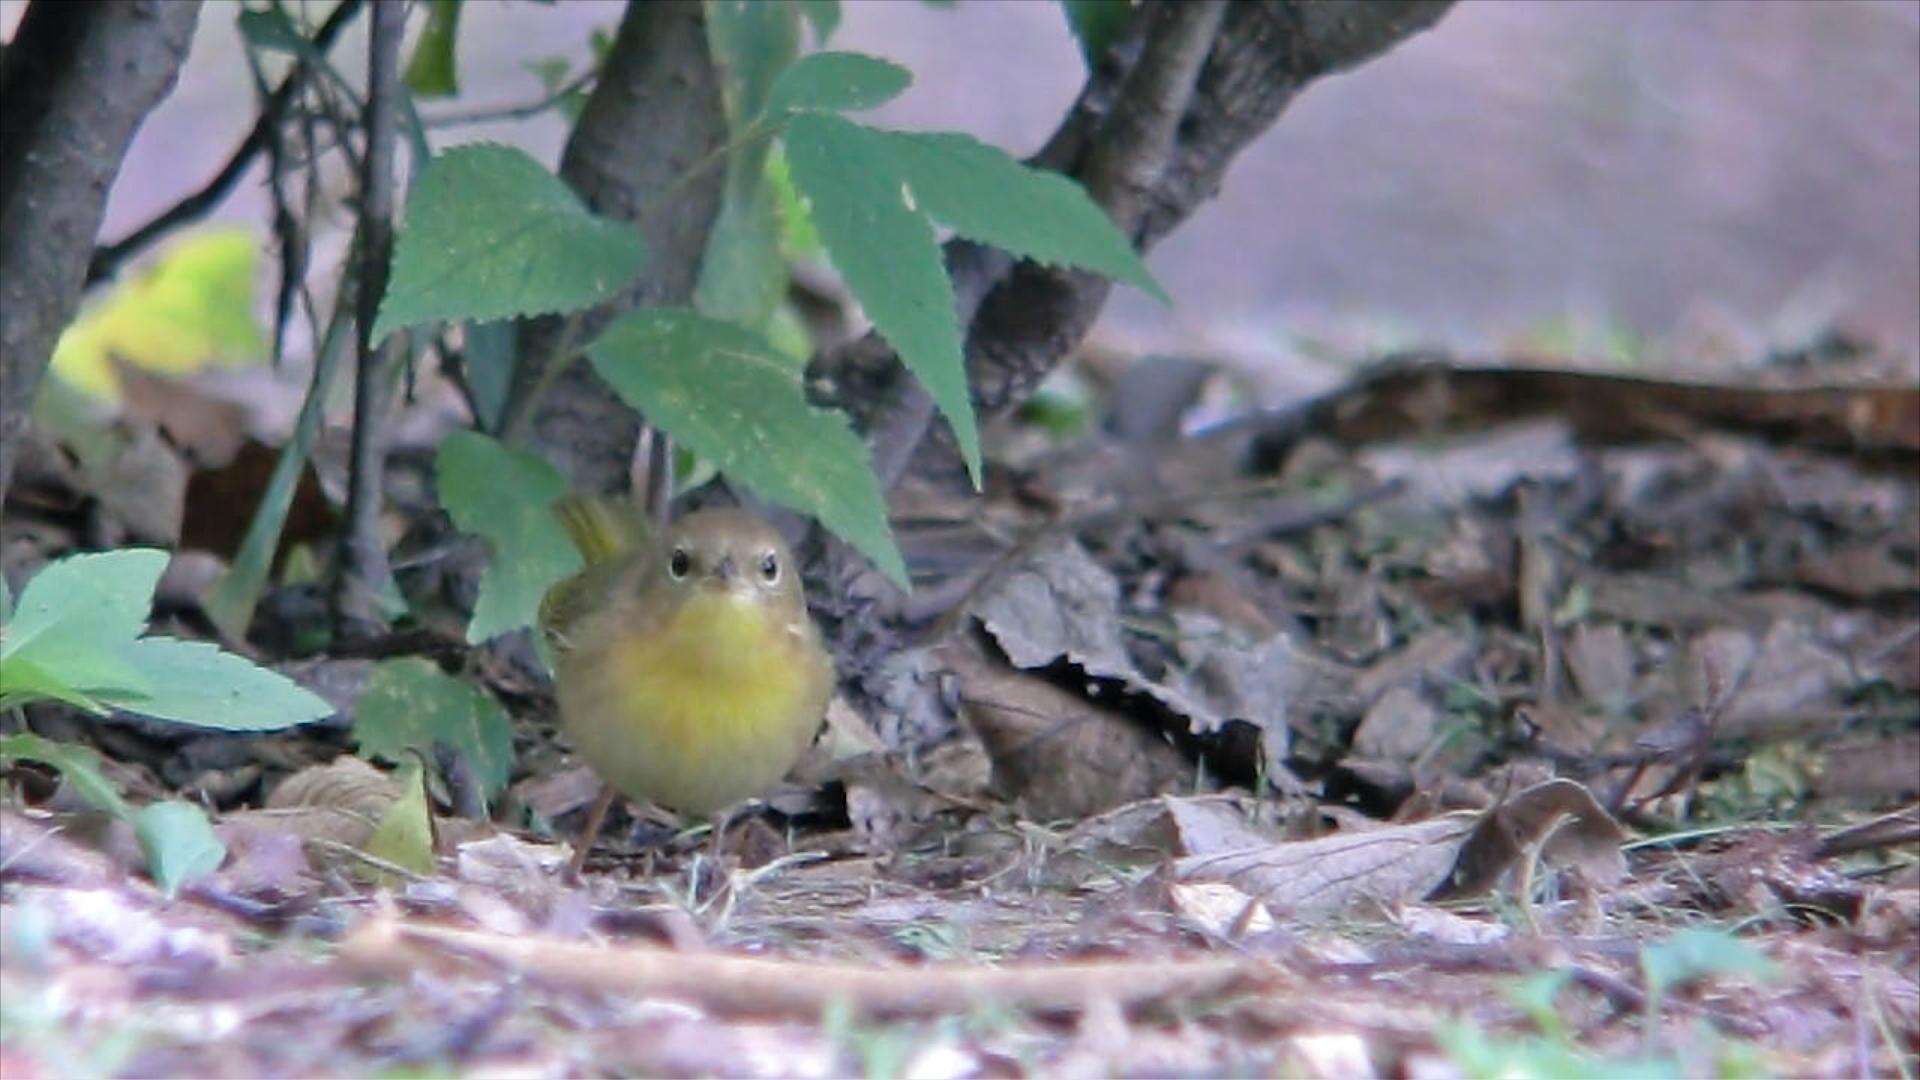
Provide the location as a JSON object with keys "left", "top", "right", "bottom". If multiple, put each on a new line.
{"left": 698, "top": 1, "right": 802, "bottom": 330}
{"left": 2, "top": 548, "right": 165, "bottom": 702}
{"left": 434, "top": 430, "right": 583, "bottom": 643}
{"left": 372, "top": 144, "right": 647, "bottom": 341}
{"left": 114, "top": 638, "right": 334, "bottom": 731}
{"left": 0, "top": 733, "right": 133, "bottom": 820}
{"left": 708, "top": 0, "right": 800, "bottom": 122}
{"left": 588, "top": 309, "right": 908, "bottom": 587}
{"left": 2, "top": 549, "right": 331, "bottom": 730}
{"left": 783, "top": 112, "right": 978, "bottom": 485}
{"left": 0, "top": 655, "right": 110, "bottom": 713}
{"left": 769, "top": 148, "right": 821, "bottom": 258}
{"left": 354, "top": 657, "right": 515, "bottom": 807}
{"left": 203, "top": 301, "right": 351, "bottom": 642}
{"left": 361, "top": 762, "right": 438, "bottom": 883}
{"left": 1642, "top": 928, "right": 1778, "bottom": 994}
{"left": 404, "top": 0, "right": 463, "bottom": 98}
{"left": 871, "top": 127, "right": 1165, "bottom": 300}
{"left": 696, "top": 172, "right": 787, "bottom": 330}
{"left": 134, "top": 801, "right": 227, "bottom": 899}
{"left": 52, "top": 229, "right": 266, "bottom": 399}
{"left": 2, "top": 548, "right": 165, "bottom": 656}
{"left": 763, "top": 51, "right": 911, "bottom": 118}
{"left": 797, "top": 0, "right": 840, "bottom": 43}
{"left": 459, "top": 319, "right": 517, "bottom": 432}
{"left": 1060, "top": 0, "right": 1134, "bottom": 67}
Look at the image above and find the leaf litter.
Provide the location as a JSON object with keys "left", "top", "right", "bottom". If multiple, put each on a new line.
{"left": 2, "top": 350, "right": 1917, "bottom": 1076}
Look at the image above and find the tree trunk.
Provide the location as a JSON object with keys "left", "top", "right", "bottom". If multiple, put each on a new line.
{"left": 502, "top": 0, "right": 729, "bottom": 495}
{"left": 0, "top": 0, "right": 202, "bottom": 504}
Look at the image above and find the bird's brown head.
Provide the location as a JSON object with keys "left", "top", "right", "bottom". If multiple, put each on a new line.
{"left": 654, "top": 507, "right": 803, "bottom": 612}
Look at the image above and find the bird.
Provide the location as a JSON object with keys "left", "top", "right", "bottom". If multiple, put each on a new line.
{"left": 540, "top": 497, "right": 833, "bottom": 874}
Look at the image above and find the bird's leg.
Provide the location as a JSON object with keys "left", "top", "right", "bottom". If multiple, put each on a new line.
{"left": 566, "top": 783, "right": 619, "bottom": 882}
{"left": 688, "top": 805, "right": 739, "bottom": 908}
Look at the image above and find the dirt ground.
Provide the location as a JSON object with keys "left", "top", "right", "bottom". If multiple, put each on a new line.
{"left": 4, "top": 346, "right": 1916, "bottom": 1077}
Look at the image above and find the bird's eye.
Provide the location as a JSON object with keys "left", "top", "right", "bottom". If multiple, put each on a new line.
{"left": 668, "top": 547, "right": 691, "bottom": 579}
{"left": 759, "top": 552, "right": 780, "bottom": 584}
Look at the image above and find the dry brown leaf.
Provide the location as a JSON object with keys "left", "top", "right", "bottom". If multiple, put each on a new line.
{"left": 1166, "top": 779, "right": 1626, "bottom": 918}
{"left": 1352, "top": 686, "right": 1439, "bottom": 762}
{"left": 1436, "top": 778, "right": 1627, "bottom": 899}
{"left": 946, "top": 647, "right": 1188, "bottom": 820}
{"left": 1690, "top": 622, "right": 1854, "bottom": 735}
{"left": 1565, "top": 623, "right": 1635, "bottom": 714}
{"left": 1174, "top": 814, "right": 1475, "bottom": 918}
{"left": 1353, "top": 627, "right": 1473, "bottom": 705}
{"left": 969, "top": 538, "right": 1321, "bottom": 768}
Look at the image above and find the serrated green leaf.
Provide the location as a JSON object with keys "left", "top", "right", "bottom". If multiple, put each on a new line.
{"left": 783, "top": 112, "right": 978, "bottom": 485}
{"left": 763, "top": 51, "right": 910, "bottom": 118}
{"left": 362, "top": 762, "right": 437, "bottom": 883}
{"left": 372, "top": 144, "right": 647, "bottom": 340}
{"left": 2, "top": 549, "right": 162, "bottom": 703}
{"left": 0, "top": 733, "right": 133, "bottom": 820}
{"left": 404, "top": 0, "right": 463, "bottom": 98}
{"left": 135, "top": 800, "right": 227, "bottom": 898}
{"left": 588, "top": 309, "right": 907, "bottom": 586}
{"left": 435, "top": 431, "right": 583, "bottom": 643}
{"left": 354, "top": 657, "right": 515, "bottom": 806}
{"left": 114, "top": 638, "right": 334, "bottom": 731}
{"left": 3, "top": 549, "right": 331, "bottom": 730}
{"left": 1061, "top": 0, "right": 1134, "bottom": 67}
{"left": 872, "top": 127, "right": 1165, "bottom": 301}
{"left": 1, "top": 548, "right": 166, "bottom": 659}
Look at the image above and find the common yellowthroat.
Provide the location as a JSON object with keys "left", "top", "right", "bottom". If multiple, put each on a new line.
{"left": 541, "top": 498, "right": 833, "bottom": 843}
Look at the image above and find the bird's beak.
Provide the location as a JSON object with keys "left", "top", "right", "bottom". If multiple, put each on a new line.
{"left": 711, "top": 555, "right": 739, "bottom": 587}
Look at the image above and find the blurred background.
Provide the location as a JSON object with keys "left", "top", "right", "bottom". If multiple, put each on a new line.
{"left": 10, "top": 0, "right": 1918, "bottom": 392}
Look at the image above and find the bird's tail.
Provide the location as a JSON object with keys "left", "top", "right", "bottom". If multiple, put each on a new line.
{"left": 552, "top": 495, "right": 652, "bottom": 566}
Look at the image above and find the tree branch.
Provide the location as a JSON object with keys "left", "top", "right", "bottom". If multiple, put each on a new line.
{"left": 85, "top": 0, "right": 364, "bottom": 286}
{"left": 0, "top": 0, "right": 203, "bottom": 504}
{"left": 330, "top": 0, "right": 407, "bottom": 644}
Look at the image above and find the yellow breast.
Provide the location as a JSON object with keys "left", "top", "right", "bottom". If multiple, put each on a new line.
{"left": 556, "top": 590, "right": 829, "bottom": 816}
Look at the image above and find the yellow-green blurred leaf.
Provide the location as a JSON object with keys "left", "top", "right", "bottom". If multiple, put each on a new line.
{"left": 361, "top": 762, "right": 437, "bottom": 884}
{"left": 51, "top": 230, "right": 266, "bottom": 399}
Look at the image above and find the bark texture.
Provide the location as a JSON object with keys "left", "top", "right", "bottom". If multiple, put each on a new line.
{"left": 0, "top": 0, "right": 202, "bottom": 503}
{"left": 503, "top": 0, "right": 729, "bottom": 495}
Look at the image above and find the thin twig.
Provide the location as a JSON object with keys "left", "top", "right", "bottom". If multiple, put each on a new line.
{"left": 332, "top": 0, "right": 407, "bottom": 644}
{"left": 86, "top": 0, "right": 365, "bottom": 284}
{"left": 339, "top": 916, "right": 1255, "bottom": 1018}
{"left": 421, "top": 69, "right": 596, "bottom": 128}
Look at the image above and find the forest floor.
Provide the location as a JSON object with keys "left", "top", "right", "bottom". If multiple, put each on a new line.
{"left": 3, "top": 341, "right": 1917, "bottom": 1077}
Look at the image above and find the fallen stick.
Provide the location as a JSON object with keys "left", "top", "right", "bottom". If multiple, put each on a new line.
{"left": 337, "top": 915, "right": 1259, "bottom": 1019}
